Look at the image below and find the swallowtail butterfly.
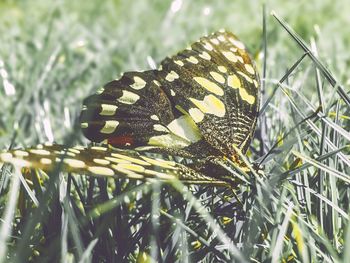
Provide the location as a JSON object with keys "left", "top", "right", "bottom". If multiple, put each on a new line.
{"left": 0, "top": 30, "right": 260, "bottom": 188}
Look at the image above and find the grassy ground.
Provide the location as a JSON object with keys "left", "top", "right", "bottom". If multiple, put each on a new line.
{"left": 0, "top": 0, "right": 350, "bottom": 262}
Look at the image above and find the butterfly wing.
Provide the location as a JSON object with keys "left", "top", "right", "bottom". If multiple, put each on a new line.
{"left": 157, "top": 30, "right": 260, "bottom": 156}
{"left": 0, "top": 144, "right": 229, "bottom": 186}
{"left": 80, "top": 30, "right": 260, "bottom": 159}
{"left": 80, "top": 71, "right": 203, "bottom": 150}
{"left": 1, "top": 30, "right": 259, "bottom": 187}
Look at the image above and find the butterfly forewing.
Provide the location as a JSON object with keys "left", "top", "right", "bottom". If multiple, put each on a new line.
{"left": 80, "top": 71, "right": 202, "bottom": 149}
{"left": 157, "top": 30, "right": 260, "bottom": 156}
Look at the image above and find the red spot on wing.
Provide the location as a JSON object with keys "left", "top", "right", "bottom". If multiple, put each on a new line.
{"left": 108, "top": 135, "right": 134, "bottom": 147}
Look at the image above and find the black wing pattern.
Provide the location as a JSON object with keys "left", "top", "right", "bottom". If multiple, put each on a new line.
{"left": 1, "top": 30, "right": 260, "bottom": 185}
{"left": 80, "top": 70, "right": 203, "bottom": 150}
{"left": 157, "top": 30, "right": 260, "bottom": 156}
{"left": 80, "top": 30, "right": 259, "bottom": 158}
{"left": 0, "top": 143, "right": 230, "bottom": 186}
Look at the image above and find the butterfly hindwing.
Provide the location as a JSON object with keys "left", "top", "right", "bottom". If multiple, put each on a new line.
{"left": 157, "top": 30, "right": 260, "bottom": 156}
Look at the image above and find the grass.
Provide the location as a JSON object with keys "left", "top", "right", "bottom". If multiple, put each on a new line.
{"left": 0, "top": 0, "right": 350, "bottom": 262}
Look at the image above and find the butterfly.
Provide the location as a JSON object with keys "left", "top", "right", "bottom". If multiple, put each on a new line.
{"left": 0, "top": 30, "right": 260, "bottom": 188}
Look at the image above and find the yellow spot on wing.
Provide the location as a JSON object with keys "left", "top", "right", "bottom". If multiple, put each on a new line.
{"left": 93, "top": 158, "right": 110, "bottom": 165}
{"left": 111, "top": 153, "right": 151, "bottom": 166}
{"left": 29, "top": 149, "right": 51, "bottom": 155}
{"left": 130, "top": 76, "right": 146, "bottom": 90}
{"left": 244, "top": 64, "right": 255, "bottom": 75}
{"left": 239, "top": 88, "right": 255, "bottom": 105}
{"left": 81, "top": 123, "right": 88, "bottom": 129}
{"left": 140, "top": 156, "right": 176, "bottom": 169}
{"left": 228, "top": 74, "right": 255, "bottom": 105}
{"left": 153, "top": 80, "right": 161, "bottom": 86}
{"left": 144, "top": 169, "right": 175, "bottom": 180}
{"left": 227, "top": 75, "right": 241, "bottom": 89}
{"left": 100, "top": 120, "right": 119, "bottom": 134}
{"left": 117, "top": 90, "right": 140, "bottom": 104}
{"left": 91, "top": 146, "right": 107, "bottom": 151}
{"left": 237, "top": 71, "right": 253, "bottom": 83}
{"left": 210, "top": 71, "right": 225, "bottom": 84}
{"left": 100, "top": 104, "right": 118, "bottom": 116}
{"left": 253, "top": 80, "right": 259, "bottom": 88}
{"left": 64, "top": 158, "right": 86, "bottom": 168}
{"left": 74, "top": 146, "right": 85, "bottom": 151}
{"left": 153, "top": 124, "right": 168, "bottom": 133}
{"left": 166, "top": 115, "right": 202, "bottom": 143}
{"left": 66, "top": 152, "right": 76, "bottom": 157}
{"left": 190, "top": 95, "right": 226, "bottom": 117}
{"left": 186, "top": 56, "right": 199, "bottom": 64}
{"left": 134, "top": 146, "right": 158, "bottom": 151}
{"left": 236, "top": 56, "right": 244, "bottom": 63}
{"left": 210, "top": 38, "right": 219, "bottom": 45}
{"left": 116, "top": 163, "right": 145, "bottom": 173}
{"left": 189, "top": 108, "right": 204, "bottom": 123}
{"left": 229, "top": 37, "right": 245, "bottom": 49}
{"left": 148, "top": 134, "right": 190, "bottom": 148}
{"left": 174, "top": 60, "right": 184, "bottom": 66}
{"left": 165, "top": 71, "right": 179, "bottom": 82}
{"left": 111, "top": 164, "right": 144, "bottom": 178}
{"left": 199, "top": 52, "right": 211, "bottom": 60}
{"left": 88, "top": 166, "right": 114, "bottom": 176}
{"left": 218, "top": 66, "right": 227, "bottom": 73}
{"left": 203, "top": 42, "right": 213, "bottom": 51}
{"left": 217, "top": 35, "right": 226, "bottom": 42}
{"left": 193, "top": 77, "right": 224, "bottom": 96}
{"left": 69, "top": 148, "right": 80, "bottom": 154}
{"left": 150, "top": 115, "right": 159, "bottom": 121}
{"left": 222, "top": 51, "right": 238, "bottom": 62}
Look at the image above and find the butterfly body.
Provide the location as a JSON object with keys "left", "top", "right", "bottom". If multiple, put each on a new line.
{"left": 81, "top": 30, "right": 259, "bottom": 154}
{"left": 1, "top": 30, "right": 260, "bottom": 187}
